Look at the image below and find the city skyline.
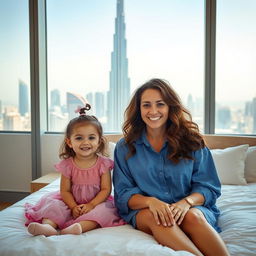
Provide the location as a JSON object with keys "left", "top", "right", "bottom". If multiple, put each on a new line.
{"left": 0, "top": 0, "right": 255, "bottom": 134}
{"left": 1, "top": 78, "right": 256, "bottom": 134}
{"left": 1, "top": 1, "right": 255, "bottom": 105}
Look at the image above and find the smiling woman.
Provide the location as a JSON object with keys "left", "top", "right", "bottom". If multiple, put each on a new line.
{"left": 140, "top": 89, "right": 169, "bottom": 136}
{"left": 114, "top": 78, "right": 230, "bottom": 256}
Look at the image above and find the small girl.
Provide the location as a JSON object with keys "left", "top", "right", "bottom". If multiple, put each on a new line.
{"left": 25, "top": 104, "right": 125, "bottom": 236}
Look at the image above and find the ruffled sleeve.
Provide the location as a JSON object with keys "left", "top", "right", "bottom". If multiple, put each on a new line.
{"left": 99, "top": 156, "right": 114, "bottom": 175}
{"left": 54, "top": 158, "right": 72, "bottom": 179}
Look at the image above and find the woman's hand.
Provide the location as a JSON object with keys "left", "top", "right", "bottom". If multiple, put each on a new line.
{"left": 168, "top": 199, "right": 191, "bottom": 225}
{"left": 79, "top": 203, "right": 95, "bottom": 215}
{"left": 147, "top": 197, "right": 175, "bottom": 227}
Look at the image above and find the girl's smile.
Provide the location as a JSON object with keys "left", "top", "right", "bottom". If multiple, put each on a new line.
{"left": 66, "top": 123, "right": 100, "bottom": 160}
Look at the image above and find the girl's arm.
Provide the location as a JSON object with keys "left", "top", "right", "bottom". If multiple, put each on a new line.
{"left": 60, "top": 174, "right": 77, "bottom": 210}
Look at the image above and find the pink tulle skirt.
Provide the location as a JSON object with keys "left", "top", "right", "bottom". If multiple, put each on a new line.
{"left": 25, "top": 191, "right": 125, "bottom": 229}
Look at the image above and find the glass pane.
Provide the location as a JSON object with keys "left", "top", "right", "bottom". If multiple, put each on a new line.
{"left": 0, "top": 0, "right": 30, "bottom": 131}
{"left": 216, "top": 0, "right": 256, "bottom": 134}
{"left": 47, "top": 0, "right": 204, "bottom": 133}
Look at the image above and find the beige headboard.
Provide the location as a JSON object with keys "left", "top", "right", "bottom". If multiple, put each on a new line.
{"left": 105, "top": 134, "right": 256, "bottom": 149}
{"left": 203, "top": 135, "right": 256, "bottom": 149}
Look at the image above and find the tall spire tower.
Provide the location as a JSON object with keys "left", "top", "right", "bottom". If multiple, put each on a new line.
{"left": 108, "top": 0, "right": 130, "bottom": 132}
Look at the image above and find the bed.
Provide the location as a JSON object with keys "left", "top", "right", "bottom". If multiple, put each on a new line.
{"left": 0, "top": 135, "right": 255, "bottom": 256}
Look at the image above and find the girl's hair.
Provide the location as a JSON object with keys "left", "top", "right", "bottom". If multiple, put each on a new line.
{"left": 123, "top": 78, "right": 205, "bottom": 163}
{"left": 59, "top": 104, "right": 108, "bottom": 159}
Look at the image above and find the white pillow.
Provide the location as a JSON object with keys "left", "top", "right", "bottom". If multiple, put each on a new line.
{"left": 107, "top": 141, "right": 116, "bottom": 161}
{"left": 107, "top": 142, "right": 116, "bottom": 196}
{"left": 210, "top": 144, "right": 249, "bottom": 185}
{"left": 245, "top": 146, "right": 256, "bottom": 183}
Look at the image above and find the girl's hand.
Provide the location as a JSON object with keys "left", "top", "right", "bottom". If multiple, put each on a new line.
{"left": 71, "top": 205, "right": 82, "bottom": 218}
{"left": 147, "top": 197, "right": 174, "bottom": 227}
{"left": 79, "top": 203, "right": 95, "bottom": 215}
{"left": 168, "top": 199, "right": 190, "bottom": 225}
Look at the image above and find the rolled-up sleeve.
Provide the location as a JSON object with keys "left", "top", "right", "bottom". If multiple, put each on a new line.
{"left": 191, "top": 147, "right": 221, "bottom": 206}
{"left": 113, "top": 140, "right": 143, "bottom": 221}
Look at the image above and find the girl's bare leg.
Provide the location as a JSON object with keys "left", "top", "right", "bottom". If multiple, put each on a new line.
{"left": 28, "top": 218, "right": 58, "bottom": 236}
{"left": 181, "top": 208, "right": 230, "bottom": 256}
{"left": 79, "top": 220, "right": 99, "bottom": 232}
{"left": 42, "top": 218, "right": 58, "bottom": 228}
{"left": 136, "top": 209, "right": 203, "bottom": 256}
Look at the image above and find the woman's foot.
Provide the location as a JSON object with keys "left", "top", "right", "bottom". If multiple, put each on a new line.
{"left": 60, "top": 223, "right": 82, "bottom": 235}
{"left": 28, "top": 223, "right": 58, "bottom": 236}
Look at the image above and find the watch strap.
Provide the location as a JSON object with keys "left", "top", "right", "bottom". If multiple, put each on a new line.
{"left": 185, "top": 197, "right": 194, "bottom": 207}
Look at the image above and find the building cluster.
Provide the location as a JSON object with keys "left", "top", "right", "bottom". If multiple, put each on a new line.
{"left": 0, "top": 0, "right": 255, "bottom": 135}
{"left": 1, "top": 81, "right": 256, "bottom": 134}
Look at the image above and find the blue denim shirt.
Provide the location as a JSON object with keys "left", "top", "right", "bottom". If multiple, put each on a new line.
{"left": 113, "top": 133, "right": 222, "bottom": 232}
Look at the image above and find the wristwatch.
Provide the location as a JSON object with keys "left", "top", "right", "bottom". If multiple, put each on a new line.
{"left": 184, "top": 197, "right": 194, "bottom": 207}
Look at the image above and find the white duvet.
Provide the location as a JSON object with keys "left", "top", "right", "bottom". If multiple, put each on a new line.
{"left": 0, "top": 179, "right": 255, "bottom": 256}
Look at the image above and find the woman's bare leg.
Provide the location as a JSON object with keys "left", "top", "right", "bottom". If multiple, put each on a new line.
{"left": 136, "top": 209, "right": 203, "bottom": 256}
{"left": 181, "top": 208, "right": 230, "bottom": 256}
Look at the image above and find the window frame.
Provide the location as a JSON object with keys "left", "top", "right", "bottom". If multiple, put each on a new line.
{"left": 15, "top": 0, "right": 254, "bottom": 179}
{"left": 31, "top": 0, "right": 217, "bottom": 178}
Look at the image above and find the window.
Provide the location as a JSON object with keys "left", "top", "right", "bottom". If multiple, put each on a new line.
{"left": 47, "top": 0, "right": 115, "bottom": 132}
{"left": 216, "top": 0, "right": 256, "bottom": 134}
{"left": 47, "top": 0, "right": 204, "bottom": 133}
{"left": 0, "top": 0, "right": 30, "bottom": 131}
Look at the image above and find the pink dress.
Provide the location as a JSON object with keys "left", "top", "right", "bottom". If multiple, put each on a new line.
{"left": 25, "top": 156, "right": 125, "bottom": 229}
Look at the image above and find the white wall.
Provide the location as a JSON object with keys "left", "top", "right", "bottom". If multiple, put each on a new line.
{"left": 0, "top": 133, "right": 64, "bottom": 192}
{"left": 0, "top": 133, "right": 117, "bottom": 193}
{"left": 0, "top": 133, "right": 32, "bottom": 192}
{"left": 41, "top": 133, "right": 64, "bottom": 176}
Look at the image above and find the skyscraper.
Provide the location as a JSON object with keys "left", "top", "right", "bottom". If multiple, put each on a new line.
{"left": 217, "top": 106, "right": 231, "bottom": 129}
{"left": 108, "top": 0, "right": 130, "bottom": 132}
{"left": 19, "top": 80, "right": 29, "bottom": 116}
{"left": 252, "top": 97, "right": 256, "bottom": 133}
{"left": 95, "top": 92, "right": 105, "bottom": 118}
{"left": 50, "top": 89, "right": 61, "bottom": 109}
{"left": 0, "top": 100, "right": 2, "bottom": 119}
{"left": 66, "top": 92, "right": 89, "bottom": 120}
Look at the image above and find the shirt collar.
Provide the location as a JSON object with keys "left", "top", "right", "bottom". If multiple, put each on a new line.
{"left": 136, "top": 130, "right": 149, "bottom": 146}
{"left": 136, "top": 130, "right": 168, "bottom": 150}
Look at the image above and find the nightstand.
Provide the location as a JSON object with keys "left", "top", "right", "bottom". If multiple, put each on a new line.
{"left": 30, "top": 172, "right": 61, "bottom": 193}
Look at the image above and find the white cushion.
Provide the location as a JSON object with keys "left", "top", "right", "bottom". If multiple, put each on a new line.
{"left": 245, "top": 146, "right": 256, "bottom": 183}
{"left": 107, "top": 141, "right": 116, "bottom": 160}
{"left": 210, "top": 144, "right": 248, "bottom": 185}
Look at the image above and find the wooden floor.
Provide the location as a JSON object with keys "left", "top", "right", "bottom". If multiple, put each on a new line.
{"left": 0, "top": 202, "right": 13, "bottom": 211}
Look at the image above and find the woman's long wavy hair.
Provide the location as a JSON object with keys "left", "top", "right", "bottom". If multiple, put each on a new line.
{"left": 122, "top": 78, "right": 205, "bottom": 163}
{"left": 59, "top": 113, "right": 108, "bottom": 159}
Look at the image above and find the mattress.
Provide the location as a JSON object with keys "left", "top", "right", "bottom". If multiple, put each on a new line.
{"left": 0, "top": 179, "right": 255, "bottom": 256}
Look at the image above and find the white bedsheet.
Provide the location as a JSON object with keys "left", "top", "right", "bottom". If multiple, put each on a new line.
{"left": 0, "top": 179, "right": 255, "bottom": 256}
{"left": 216, "top": 183, "right": 256, "bottom": 256}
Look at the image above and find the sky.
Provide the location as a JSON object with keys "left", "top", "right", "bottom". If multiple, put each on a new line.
{"left": 0, "top": 0, "right": 255, "bottom": 108}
